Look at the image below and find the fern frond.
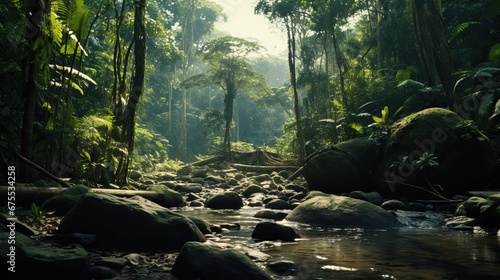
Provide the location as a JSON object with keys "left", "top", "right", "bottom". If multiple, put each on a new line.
{"left": 448, "top": 21, "right": 481, "bottom": 43}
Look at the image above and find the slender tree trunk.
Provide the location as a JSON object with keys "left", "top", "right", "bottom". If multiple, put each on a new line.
{"left": 410, "top": 0, "right": 457, "bottom": 105}
{"left": 286, "top": 18, "right": 305, "bottom": 163}
{"left": 223, "top": 81, "right": 236, "bottom": 161}
{"left": 20, "top": 1, "right": 48, "bottom": 179}
{"left": 114, "top": 0, "right": 146, "bottom": 183}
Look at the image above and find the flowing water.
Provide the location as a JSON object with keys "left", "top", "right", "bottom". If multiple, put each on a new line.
{"left": 175, "top": 207, "right": 500, "bottom": 280}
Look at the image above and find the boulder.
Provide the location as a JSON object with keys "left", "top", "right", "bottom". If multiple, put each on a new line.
{"left": 265, "top": 199, "right": 292, "bottom": 210}
{"left": 381, "top": 199, "right": 409, "bottom": 211}
{"left": 205, "top": 191, "right": 243, "bottom": 209}
{"left": 58, "top": 193, "right": 206, "bottom": 251}
{"left": 173, "top": 182, "right": 203, "bottom": 194}
{"left": 254, "top": 210, "right": 288, "bottom": 221}
{"left": 0, "top": 232, "right": 89, "bottom": 279}
{"left": 376, "top": 108, "right": 496, "bottom": 197}
{"left": 251, "top": 222, "right": 299, "bottom": 242}
{"left": 349, "top": 190, "right": 383, "bottom": 205}
{"left": 456, "top": 194, "right": 500, "bottom": 226}
{"left": 242, "top": 184, "right": 268, "bottom": 198}
{"left": 146, "top": 184, "right": 185, "bottom": 207}
{"left": 172, "top": 242, "right": 272, "bottom": 280}
{"left": 267, "top": 260, "right": 299, "bottom": 275}
{"left": 42, "top": 185, "right": 89, "bottom": 215}
{"left": 286, "top": 194, "right": 399, "bottom": 227}
{"left": 303, "top": 137, "right": 380, "bottom": 194}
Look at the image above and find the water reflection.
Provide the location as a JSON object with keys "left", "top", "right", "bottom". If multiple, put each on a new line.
{"left": 176, "top": 208, "right": 500, "bottom": 279}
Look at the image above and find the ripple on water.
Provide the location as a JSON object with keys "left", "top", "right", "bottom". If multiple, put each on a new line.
{"left": 175, "top": 207, "right": 500, "bottom": 279}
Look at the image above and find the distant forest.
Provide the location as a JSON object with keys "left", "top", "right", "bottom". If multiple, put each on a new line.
{"left": 1, "top": 0, "right": 499, "bottom": 184}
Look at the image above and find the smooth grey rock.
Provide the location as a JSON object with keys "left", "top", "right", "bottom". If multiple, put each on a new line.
{"left": 265, "top": 199, "right": 292, "bottom": 210}
{"left": 58, "top": 193, "right": 205, "bottom": 251}
{"left": 286, "top": 195, "right": 399, "bottom": 227}
{"left": 251, "top": 222, "right": 299, "bottom": 242}
{"left": 172, "top": 242, "right": 272, "bottom": 280}
{"left": 205, "top": 191, "right": 243, "bottom": 209}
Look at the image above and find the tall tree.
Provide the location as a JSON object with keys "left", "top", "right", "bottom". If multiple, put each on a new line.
{"left": 256, "top": 0, "right": 306, "bottom": 163}
{"left": 114, "top": 0, "right": 146, "bottom": 183}
{"left": 410, "top": 0, "right": 457, "bottom": 105}
{"left": 183, "top": 36, "right": 271, "bottom": 160}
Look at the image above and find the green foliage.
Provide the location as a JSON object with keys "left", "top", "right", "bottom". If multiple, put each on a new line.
{"left": 31, "top": 202, "right": 52, "bottom": 224}
{"left": 448, "top": 21, "right": 481, "bottom": 44}
{"left": 489, "top": 44, "right": 500, "bottom": 63}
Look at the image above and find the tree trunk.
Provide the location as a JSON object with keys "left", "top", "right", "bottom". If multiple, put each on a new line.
{"left": 223, "top": 81, "right": 236, "bottom": 161}
{"left": 20, "top": 1, "right": 47, "bottom": 179}
{"left": 286, "top": 18, "right": 306, "bottom": 164}
{"left": 410, "top": 0, "right": 457, "bottom": 105}
{"left": 114, "top": 0, "right": 146, "bottom": 183}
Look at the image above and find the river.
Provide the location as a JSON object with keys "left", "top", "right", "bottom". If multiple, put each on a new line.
{"left": 175, "top": 207, "right": 500, "bottom": 280}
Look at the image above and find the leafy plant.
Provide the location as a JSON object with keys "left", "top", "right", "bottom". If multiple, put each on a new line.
{"left": 368, "top": 105, "right": 402, "bottom": 139}
{"left": 31, "top": 203, "right": 50, "bottom": 224}
{"left": 389, "top": 152, "right": 446, "bottom": 199}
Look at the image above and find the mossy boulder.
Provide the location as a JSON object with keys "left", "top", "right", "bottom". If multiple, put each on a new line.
{"left": 43, "top": 185, "right": 89, "bottom": 215}
{"left": 286, "top": 194, "right": 399, "bottom": 227}
{"left": 0, "top": 232, "right": 89, "bottom": 279}
{"left": 172, "top": 242, "right": 272, "bottom": 280}
{"left": 303, "top": 137, "right": 380, "bottom": 194}
{"left": 147, "top": 184, "right": 185, "bottom": 207}
{"left": 455, "top": 194, "right": 500, "bottom": 226}
{"left": 375, "top": 108, "right": 496, "bottom": 197}
{"left": 58, "top": 193, "right": 205, "bottom": 251}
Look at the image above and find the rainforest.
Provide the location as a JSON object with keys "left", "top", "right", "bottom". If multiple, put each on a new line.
{"left": 1, "top": 0, "right": 500, "bottom": 279}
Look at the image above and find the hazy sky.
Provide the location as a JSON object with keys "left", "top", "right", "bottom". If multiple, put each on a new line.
{"left": 211, "top": 0, "right": 287, "bottom": 56}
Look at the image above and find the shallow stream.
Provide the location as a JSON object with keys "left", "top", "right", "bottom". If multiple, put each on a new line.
{"left": 176, "top": 207, "right": 500, "bottom": 280}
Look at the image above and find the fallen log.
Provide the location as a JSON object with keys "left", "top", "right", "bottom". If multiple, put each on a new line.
{"left": 230, "top": 163, "right": 297, "bottom": 173}
{"left": 184, "top": 155, "right": 226, "bottom": 167}
{"left": 0, "top": 186, "right": 168, "bottom": 207}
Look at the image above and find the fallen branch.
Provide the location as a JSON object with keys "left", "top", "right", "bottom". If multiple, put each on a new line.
{"left": 15, "top": 152, "right": 72, "bottom": 188}
{"left": 230, "top": 163, "right": 297, "bottom": 173}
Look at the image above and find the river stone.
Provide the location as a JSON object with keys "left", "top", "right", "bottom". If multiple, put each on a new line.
{"left": 242, "top": 184, "right": 268, "bottom": 198}
{"left": 454, "top": 196, "right": 489, "bottom": 219}
{"left": 265, "top": 198, "right": 292, "bottom": 210}
{"left": 251, "top": 222, "right": 300, "bottom": 242}
{"left": 0, "top": 232, "right": 89, "bottom": 278}
{"left": 254, "top": 210, "right": 288, "bottom": 221}
{"left": 58, "top": 193, "right": 206, "bottom": 251}
{"left": 381, "top": 199, "right": 409, "bottom": 211}
{"left": 349, "top": 190, "right": 384, "bottom": 205}
{"left": 267, "top": 260, "right": 300, "bottom": 275}
{"left": 205, "top": 191, "right": 244, "bottom": 209}
{"left": 173, "top": 182, "right": 203, "bottom": 194}
{"left": 42, "top": 185, "right": 89, "bottom": 215}
{"left": 375, "top": 108, "right": 496, "bottom": 197}
{"left": 186, "top": 216, "right": 212, "bottom": 235}
{"left": 286, "top": 194, "right": 399, "bottom": 227}
{"left": 147, "top": 184, "right": 185, "bottom": 207}
{"left": 303, "top": 137, "right": 380, "bottom": 194}
{"left": 172, "top": 241, "right": 272, "bottom": 280}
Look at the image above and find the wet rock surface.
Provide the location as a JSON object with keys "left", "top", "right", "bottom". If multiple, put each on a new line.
{"left": 2, "top": 163, "right": 499, "bottom": 279}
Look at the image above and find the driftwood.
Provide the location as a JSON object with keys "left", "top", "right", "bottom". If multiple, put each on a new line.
{"left": 15, "top": 152, "right": 72, "bottom": 188}
{"left": 230, "top": 163, "right": 297, "bottom": 173}
{"left": 189, "top": 155, "right": 226, "bottom": 166}
{"left": 0, "top": 186, "right": 167, "bottom": 207}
